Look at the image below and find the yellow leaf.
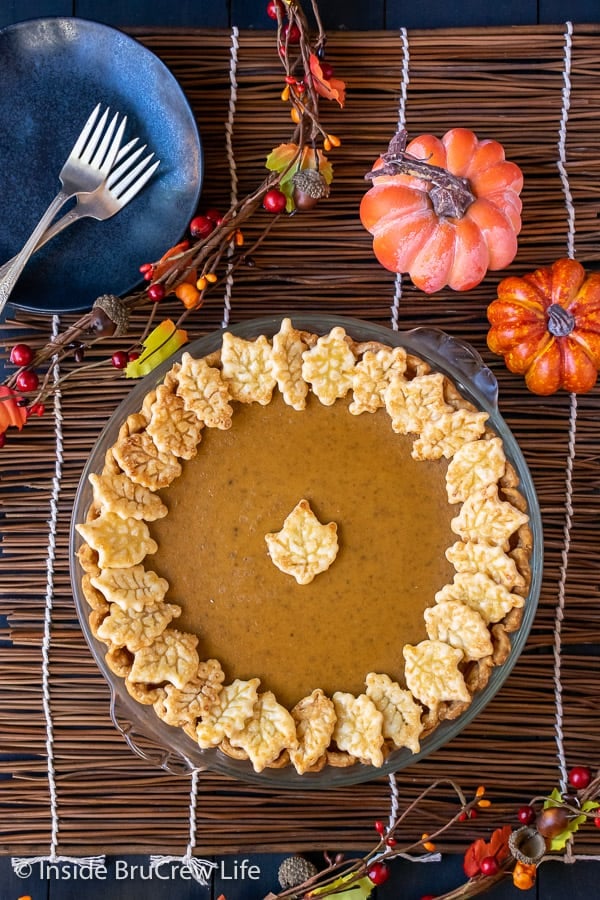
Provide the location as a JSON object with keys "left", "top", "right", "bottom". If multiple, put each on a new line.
{"left": 125, "top": 320, "right": 188, "bottom": 378}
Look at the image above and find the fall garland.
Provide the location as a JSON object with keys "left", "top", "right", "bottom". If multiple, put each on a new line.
{"left": 240, "top": 767, "right": 600, "bottom": 899}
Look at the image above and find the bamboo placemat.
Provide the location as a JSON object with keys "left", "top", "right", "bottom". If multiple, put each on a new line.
{"left": 1, "top": 24, "right": 600, "bottom": 858}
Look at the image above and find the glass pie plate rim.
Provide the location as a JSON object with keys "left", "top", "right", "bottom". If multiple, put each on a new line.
{"left": 70, "top": 313, "right": 543, "bottom": 789}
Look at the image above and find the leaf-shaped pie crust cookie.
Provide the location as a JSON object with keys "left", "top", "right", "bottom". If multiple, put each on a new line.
{"left": 271, "top": 317, "right": 310, "bottom": 411}
{"left": 412, "top": 409, "right": 489, "bottom": 460}
{"left": 445, "top": 540, "right": 526, "bottom": 589}
{"left": 403, "top": 640, "right": 471, "bottom": 709}
{"left": 349, "top": 346, "right": 407, "bottom": 415}
{"left": 196, "top": 678, "right": 260, "bottom": 748}
{"left": 384, "top": 372, "right": 451, "bottom": 434}
{"left": 228, "top": 690, "right": 298, "bottom": 773}
{"left": 128, "top": 628, "right": 199, "bottom": 689}
{"left": 451, "top": 484, "right": 529, "bottom": 547}
{"left": 176, "top": 352, "right": 233, "bottom": 429}
{"left": 147, "top": 384, "right": 204, "bottom": 460}
{"left": 221, "top": 333, "right": 276, "bottom": 405}
{"left": 289, "top": 689, "right": 336, "bottom": 775}
{"left": 153, "top": 659, "right": 225, "bottom": 728}
{"left": 425, "top": 599, "right": 494, "bottom": 660}
{"left": 332, "top": 692, "right": 384, "bottom": 767}
{"left": 365, "top": 672, "right": 423, "bottom": 754}
{"left": 301, "top": 326, "right": 356, "bottom": 406}
{"left": 76, "top": 512, "right": 157, "bottom": 569}
{"left": 446, "top": 437, "right": 506, "bottom": 503}
{"left": 96, "top": 601, "right": 181, "bottom": 651}
{"left": 89, "top": 472, "right": 168, "bottom": 521}
{"left": 265, "top": 499, "right": 339, "bottom": 585}
{"left": 113, "top": 431, "right": 182, "bottom": 490}
{"left": 90, "top": 564, "right": 169, "bottom": 612}
{"left": 435, "top": 572, "right": 525, "bottom": 624}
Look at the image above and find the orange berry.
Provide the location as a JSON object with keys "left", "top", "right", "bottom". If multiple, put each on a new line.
{"left": 175, "top": 282, "right": 201, "bottom": 309}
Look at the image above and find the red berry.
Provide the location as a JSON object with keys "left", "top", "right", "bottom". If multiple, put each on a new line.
{"left": 27, "top": 402, "right": 45, "bottom": 417}
{"left": 16, "top": 369, "right": 39, "bottom": 392}
{"left": 320, "top": 61, "right": 335, "bottom": 79}
{"left": 594, "top": 815, "right": 600, "bottom": 829}
{"left": 10, "top": 343, "right": 34, "bottom": 367}
{"left": 0, "top": 432, "right": 6, "bottom": 448}
{"left": 517, "top": 805, "right": 536, "bottom": 825}
{"left": 568, "top": 766, "right": 592, "bottom": 790}
{"left": 283, "top": 22, "right": 301, "bottom": 43}
{"left": 367, "top": 861, "right": 390, "bottom": 886}
{"left": 458, "top": 811, "right": 469, "bottom": 822}
{"left": 266, "top": 0, "right": 283, "bottom": 19}
{"left": 111, "top": 351, "right": 128, "bottom": 369}
{"left": 263, "top": 188, "right": 286, "bottom": 214}
{"left": 205, "top": 208, "right": 223, "bottom": 224}
{"left": 139, "top": 262, "right": 153, "bottom": 273}
{"left": 189, "top": 215, "right": 215, "bottom": 239}
{"left": 480, "top": 856, "right": 499, "bottom": 876}
{"left": 374, "top": 820, "right": 386, "bottom": 837}
{"left": 127, "top": 350, "right": 141, "bottom": 362}
{"left": 147, "top": 283, "right": 165, "bottom": 303}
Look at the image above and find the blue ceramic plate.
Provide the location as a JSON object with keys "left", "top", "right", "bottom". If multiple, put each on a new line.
{"left": 0, "top": 17, "right": 202, "bottom": 314}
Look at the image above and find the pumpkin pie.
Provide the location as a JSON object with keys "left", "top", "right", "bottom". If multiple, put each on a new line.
{"left": 76, "top": 319, "right": 532, "bottom": 775}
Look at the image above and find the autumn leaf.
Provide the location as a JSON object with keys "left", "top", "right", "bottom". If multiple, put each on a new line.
{"left": 125, "top": 320, "right": 188, "bottom": 379}
{"left": 544, "top": 789, "right": 600, "bottom": 851}
{"left": 0, "top": 385, "right": 28, "bottom": 434}
{"left": 308, "top": 53, "right": 346, "bottom": 106}
{"left": 266, "top": 142, "right": 333, "bottom": 211}
{"left": 463, "top": 825, "right": 512, "bottom": 877}
{"left": 308, "top": 872, "right": 374, "bottom": 899}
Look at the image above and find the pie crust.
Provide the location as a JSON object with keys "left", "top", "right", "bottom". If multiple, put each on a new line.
{"left": 76, "top": 319, "right": 532, "bottom": 775}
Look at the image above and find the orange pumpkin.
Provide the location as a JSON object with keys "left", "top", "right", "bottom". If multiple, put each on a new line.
{"left": 360, "top": 128, "right": 523, "bottom": 294}
{"left": 487, "top": 258, "right": 600, "bottom": 394}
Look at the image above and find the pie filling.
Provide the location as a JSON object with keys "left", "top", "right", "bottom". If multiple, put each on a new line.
{"left": 150, "top": 391, "right": 456, "bottom": 709}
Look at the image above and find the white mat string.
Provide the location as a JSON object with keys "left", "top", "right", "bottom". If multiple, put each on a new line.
{"left": 149, "top": 769, "right": 217, "bottom": 886}
{"left": 222, "top": 24, "right": 240, "bottom": 330}
{"left": 11, "top": 317, "right": 106, "bottom": 878}
{"left": 390, "top": 27, "right": 410, "bottom": 331}
{"left": 551, "top": 19, "right": 577, "bottom": 865}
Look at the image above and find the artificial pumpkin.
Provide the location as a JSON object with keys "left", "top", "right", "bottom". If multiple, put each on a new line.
{"left": 360, "top": 128, "right": 523, "bottom": 294}
{"left": 487, "top": 257, "right": 600, "bottom": 395}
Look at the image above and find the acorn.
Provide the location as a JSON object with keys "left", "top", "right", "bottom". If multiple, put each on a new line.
{"left": 291, "top": 168, "right": 330, "bottom": 210}
{"left": 278, "top": 855, "right": 318, "bottom": 890}
{"left": 90, "top": 294, "right": 130, "bottom": 337}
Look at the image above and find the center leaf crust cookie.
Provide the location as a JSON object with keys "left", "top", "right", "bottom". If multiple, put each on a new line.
{"left": 75, "top": 318, "right": 532, "bottom": 776}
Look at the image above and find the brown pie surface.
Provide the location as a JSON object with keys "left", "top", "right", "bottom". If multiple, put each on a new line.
{"left": 76, "top": 319, "right": 532, "bottom": 775}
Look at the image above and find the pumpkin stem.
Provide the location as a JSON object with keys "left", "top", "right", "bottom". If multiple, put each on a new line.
{"left": 364, "top": 129, "right": 476, "bottom": 219}
{"left": 547, "top": 304, "right": 575, "bottom": 337}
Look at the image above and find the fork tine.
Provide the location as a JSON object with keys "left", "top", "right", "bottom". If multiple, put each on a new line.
{"left": 106, "top": 138, "right": 147, "bottom": 190}
{"left": 113, "top": 157, "right": 160, "bottom": 206}
{"left": 94, "top": 114, "right": 128, "bottom": 176}
{"left": 69, "top": 103, "right": 102, "bottom": 159}
{"left": 78, "top": 107, "right": 111, "bottom": 165}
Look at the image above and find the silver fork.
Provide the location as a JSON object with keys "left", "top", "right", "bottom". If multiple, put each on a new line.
{"left": 0, "top": 141, "right": 159, "bottom": 281}
{"left": 0, "top": 104, "right": 127, "bottom": 312}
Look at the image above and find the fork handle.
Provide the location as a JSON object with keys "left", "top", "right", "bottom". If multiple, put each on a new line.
{"left": 0, "top": 204, "right": 85, "bottom": 283}
{"left": 0, "top": 189, "right": 72, "bottom": 315}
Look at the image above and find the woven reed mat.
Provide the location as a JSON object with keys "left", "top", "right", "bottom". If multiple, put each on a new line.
{"left": 1, "top": 24, "right": 600, "bottom": 859}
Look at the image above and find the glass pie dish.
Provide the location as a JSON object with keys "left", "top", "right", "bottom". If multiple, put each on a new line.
{"left": 70, "top": 314, "right": 543, "bottom": 788}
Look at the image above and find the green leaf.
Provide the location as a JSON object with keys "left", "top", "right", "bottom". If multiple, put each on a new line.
{"left": 544, "top": 792, "right": 600, "bottom": 851}
{"left": 308, "top": 873, "right": 374, "bottom": 899}
{"left": 125, "top": 320, "right": 188, "bottom": 378}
